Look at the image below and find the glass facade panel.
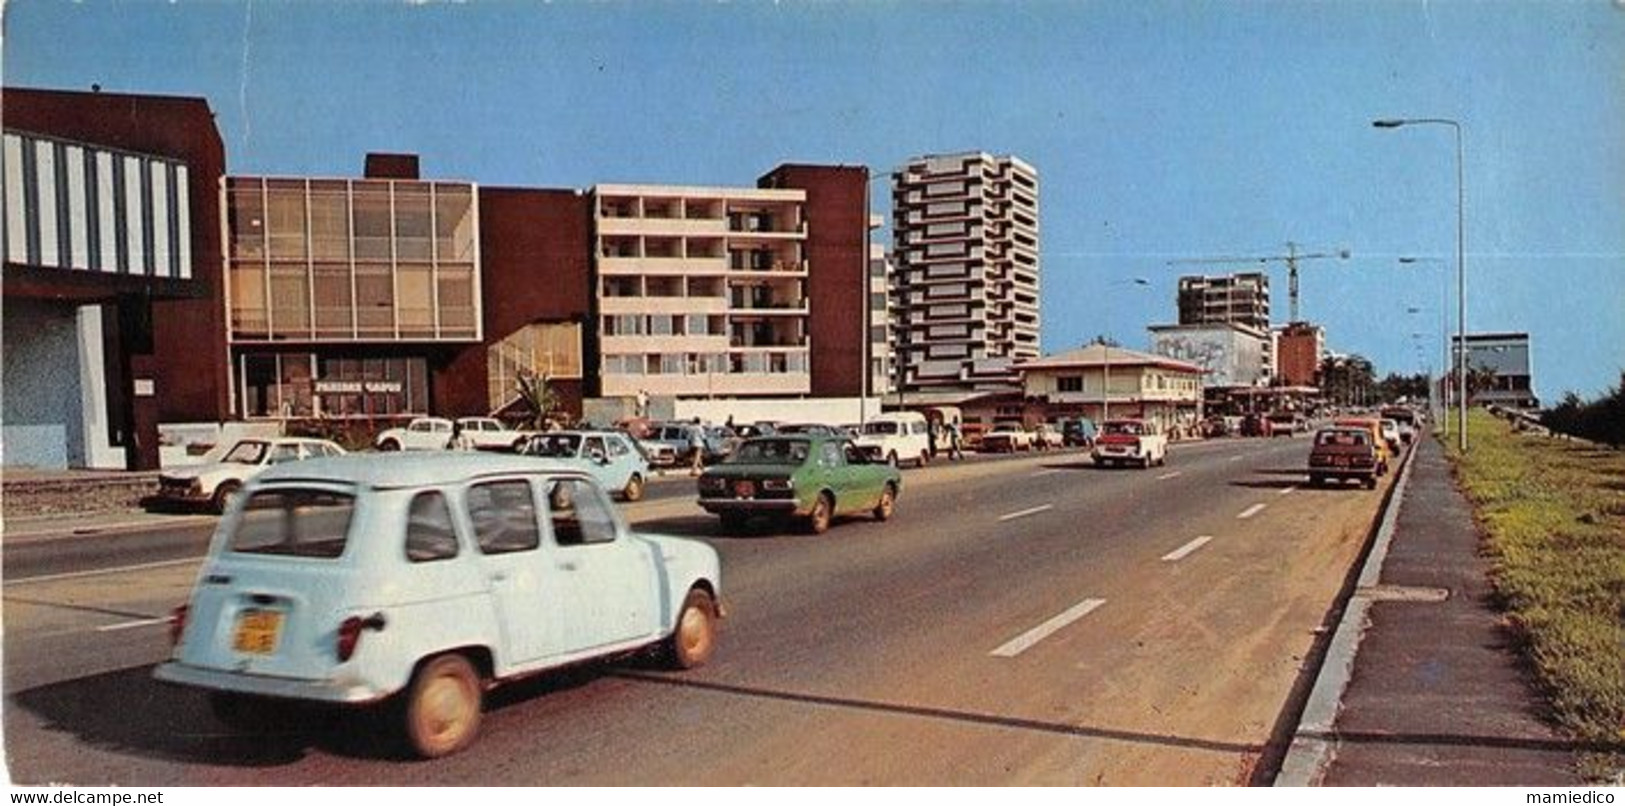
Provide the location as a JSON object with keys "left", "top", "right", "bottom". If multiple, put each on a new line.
{"left": 229, "top": 184, "right": 266, "bottom": 259}
{"left": 309, "top": 189, "right": 350, "bottom": 261}
{"left": 268, "top": 265, "right": 311, "bottom": 338}
{"left": 352, "top": 183, "right": 392, "bottom": 261}
{"left": 437, "top": 263, "right": 476, "bottom": 336}
{"left": 395, "top": 186, "right": 432, "bottom": 261}
{"left": 312, "top": 262, "right": 352, "bottom": 338}
{"left": 434, "top": 185, "right": 475, "bottom": 262}
{"left": 396, "top": 263, "right": 434, "bottom": 337}
{"left": 355, "top": 264, "right": 394, "bottom": 336}
{"left": 265, "top": 183, "right": 308, "bottom": 260}
{"left": 230, "top": 261, "right": 269, "bottom": 337}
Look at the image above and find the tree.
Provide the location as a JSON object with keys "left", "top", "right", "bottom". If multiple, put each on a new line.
{"left": 514, "top": 370, "right": 560, "bottom": 431}
{"left": 1087, "top": 334, "right": 1121, "bottom": 348}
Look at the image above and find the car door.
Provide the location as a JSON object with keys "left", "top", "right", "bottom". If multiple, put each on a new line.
{"left": 605, "top": 434, "right": 644, "bottom": 485}
{"left": 464, "top": 477, "right": 565, "bottom": 666}
{"left": 816, "top": 440, "right": 858, "bottom": 515}
{"left": 841, "top": 440, "right": 886, "bottom": 509}
{"left": 541, "top": 477, "right": 658, "bottom": 650}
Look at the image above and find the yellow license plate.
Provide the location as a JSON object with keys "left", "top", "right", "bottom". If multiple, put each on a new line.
{"left": 232, "top": 609, "right": 283, "bottom": 655}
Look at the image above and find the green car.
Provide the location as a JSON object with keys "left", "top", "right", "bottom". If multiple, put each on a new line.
{"left": 697, "top": 435, "right": 902, "bottom": 534}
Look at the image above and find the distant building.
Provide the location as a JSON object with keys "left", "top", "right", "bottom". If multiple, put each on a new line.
{"left": 1179, "top": 272, "right": 1273, "bottom": 377}
{"left": 1275, "top": 322, "right": 1325, "bottom": 388}
{"left": 1148, "top": 322, "right": 1268, "bottom": 389}
{"left": 1016, "top": 344, "right": 1205, "bottom": 436}
{"left": 868, "top": 241, "right": 896, "bottom": 397}
{"left": 891, "top": 151, "right": 1040, "bottom": 394}
{"left": 1454, "top": 331, "right": 1538, "bottom": 409}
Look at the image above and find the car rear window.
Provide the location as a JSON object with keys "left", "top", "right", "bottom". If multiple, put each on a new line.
{"left": 230, "top": 488, "right": 356, "bottom": 559}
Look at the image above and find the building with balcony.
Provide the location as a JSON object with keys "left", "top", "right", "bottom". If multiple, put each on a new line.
{"left": 891, "top": 152, "right": 1040, "bottom": 396}
{"left": 3, "top": 87, "right": 225, "bottom": 469}
{"left": 592, "top": 182, "right": 812, "bottom": 400}
{"left": 1016, "top": 344, "right": 1205, "bottom": 436}
{"left": 224, "top": 156, "right": 483, "bottom": 420}
{"left": 868, "top": 242, "right": 897, "bottom": 397}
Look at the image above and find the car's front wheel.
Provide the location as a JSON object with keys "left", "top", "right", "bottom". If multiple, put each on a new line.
{"left": 663, "top": 588, "right": 719, "bottom": 670}
{"left": 211, "top": 481, "right": 242, "bottom": 514}
{"left": 401, "top": 653, "right": 483, "bottom": 759}
{"left": 378, "top": 439, "right": 401, "bottom": 452}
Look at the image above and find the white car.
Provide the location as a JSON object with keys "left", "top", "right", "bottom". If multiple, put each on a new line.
{"left": 154, "top": 452, "right": 724, "bottom": 758}
{"left": 455, "top": 417, "right": 536, "bottom": 452}
{"left": 156, "top": 437, "right": 347, "bottom": 513}
{"left": 853, "top": 412, "right": 932, "bottom": 467}
{"left": 374, "top": 417, "right": 455, "bottom": 451}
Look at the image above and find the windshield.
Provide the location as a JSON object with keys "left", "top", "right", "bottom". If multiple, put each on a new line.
{"left": 222, "top": 440, "right": 269, "bottom": 465}
{"left": 1103, "top": 422, "right": 1144, "bottom": 436}
{"left": 530, "top": 434, "right": 582, "bottom": 457}
{"left": 1316, "top": 430, "right": 1369, "bottom": 447}
{"left": 727, "top": 438, "right": 811, "bottom": 465}
{"left": 862, "top": 422, "right": 900, "bottom": 436}
{"left": 230, "top": 488, "right": 356, "bottom": 559}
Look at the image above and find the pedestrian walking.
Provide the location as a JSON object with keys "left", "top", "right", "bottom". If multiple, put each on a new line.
{"left": 689, "top": 425, "right": 706, "bottom": 476}
{"left": 948, "top": 421, "right": 964, "bottom": 461}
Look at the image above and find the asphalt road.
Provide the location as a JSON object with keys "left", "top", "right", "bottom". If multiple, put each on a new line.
{"left": 2, "top": 435, "right": 1393, "bottom": 785}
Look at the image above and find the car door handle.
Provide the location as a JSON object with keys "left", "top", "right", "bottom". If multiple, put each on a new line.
{"left": 489, "top": 572, "right": 508, "bottom": 582}
{"left": 557, "top": 561, "right": 578, "bottom": 571}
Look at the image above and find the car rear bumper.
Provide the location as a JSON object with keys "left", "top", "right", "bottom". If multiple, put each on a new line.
{"left": 153, "top": 661, "right": 392, "bottom": 704}
{"left": 697, "top": 499, "right": 801, "bottom": 515}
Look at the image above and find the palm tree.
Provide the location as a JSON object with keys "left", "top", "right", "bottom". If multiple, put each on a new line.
{"left": 514, "top": 370, "right": 560, "bottom": 431}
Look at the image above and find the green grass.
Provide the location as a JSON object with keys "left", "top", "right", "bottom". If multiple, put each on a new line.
{"left": 1445, "top": 411, "right": 1625, "bottom": 780}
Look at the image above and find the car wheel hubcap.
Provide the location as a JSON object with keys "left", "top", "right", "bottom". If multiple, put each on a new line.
{"left": 679, "top": 604, "right": 713, "bottom": 659}
{"left": 420, "top": 674, "right": 473, "bottom": 744}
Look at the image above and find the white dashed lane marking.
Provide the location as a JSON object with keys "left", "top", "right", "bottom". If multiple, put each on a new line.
{"left": 1161, "top": 536, "right": 1214, "bottom": 562}
{"left": 1237, "top": 503, "right": 1267, "bottom": 520}
{"left": 998, "top": 504, "right": 1054, "bottom": 522}
{"left": 1278, "top": 485, "right": 1298, "bottom": 497}
{"left": 990, "top": 598, "right": 1107, "bottom": 658}
{"left": 1156, "top": 471, "right": 1183, "bottom": 480}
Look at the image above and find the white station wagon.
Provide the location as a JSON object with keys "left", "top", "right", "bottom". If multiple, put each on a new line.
{"left": 154, "top": 453, "right": 724, "bottom": 758}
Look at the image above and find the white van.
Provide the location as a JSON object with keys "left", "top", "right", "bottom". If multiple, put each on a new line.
{"left": 854, "top": 411, "right": 933, "bottom": 468}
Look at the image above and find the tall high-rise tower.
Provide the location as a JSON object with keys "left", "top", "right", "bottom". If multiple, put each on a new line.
{"left": 890, "top": 152, "right": 1039, "bottom": 395}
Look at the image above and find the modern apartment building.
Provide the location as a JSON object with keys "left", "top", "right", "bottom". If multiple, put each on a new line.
{"left": 891, "top": 152, "right": 1040, "bottom": 395}
{"left": 868, "top": 242, "right": 897, "bottom": 397}
{"left": 592, "top": 183, "right": 813, "bottom": 400}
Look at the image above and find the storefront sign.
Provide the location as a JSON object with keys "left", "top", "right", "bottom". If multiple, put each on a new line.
{"left": 315, "top": 380, "right": 402, "bottom": 394}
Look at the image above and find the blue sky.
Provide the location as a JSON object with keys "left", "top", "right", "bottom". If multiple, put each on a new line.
{"left": 7, "top": 0, "right": 1622, "bottom": 401}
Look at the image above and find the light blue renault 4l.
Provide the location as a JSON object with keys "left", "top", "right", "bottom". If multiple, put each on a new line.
{"left": 153, "top": 452, "right": 722, "bottom": 759}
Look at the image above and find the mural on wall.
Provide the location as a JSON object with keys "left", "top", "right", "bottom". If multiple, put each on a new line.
{"left": 1151, "top": 328, "right": 1266, "bottom": 389}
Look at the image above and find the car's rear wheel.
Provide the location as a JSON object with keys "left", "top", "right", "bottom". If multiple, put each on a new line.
{"left": 1363, "top": 476, "right": 1378, "bottom": 490}
{"left": 378, "top": 439, "right": 401, "bottom": 452}
{"left": 211, "top": 481, "right": 242, "bottom": 514}
{"left": 1309, "top": 474, "right": 1324, "bottom": 487}
{"left": 873, "top": 483, "right": 897, "bottom": 521}
{"left": 622, "top": 473, "right": 645, "bottom": 502}
{"left": 663, "top": 588, "right": 718, "bottom": 670}
{"left": 402, "top": 654, "right": 483, "bottom": 759}
{"left": 807, "top": 492, "right": 834, "bottom": 535}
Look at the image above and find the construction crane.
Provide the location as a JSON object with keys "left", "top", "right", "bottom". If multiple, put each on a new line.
{"left": 1166, "top": 242, "right": 1351, "bottom": 323}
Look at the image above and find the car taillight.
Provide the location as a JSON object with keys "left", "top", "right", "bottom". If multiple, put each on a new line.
{"left": 336, "top": 612, "right": 387, "bottom": 662}
{"left": 168, "top": 604, "right": 189, "bottom": 647}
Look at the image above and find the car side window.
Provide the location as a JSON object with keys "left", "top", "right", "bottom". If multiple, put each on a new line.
{"left": 821, "top": 442, "right": 842, "bottom": 467}
{"left": 467, "top": 480, "right": 540, "bottom": 555}
{"left": 548, "top": 479, "right": 617, "bottom": 548}
{"left": 267, "top": 445, "right": 300, "bottom": 464}
{"left": 843, "top": 442, "right": 867, "bottom": 464}
{"left": 405, "top": 491, "right": 459, "bottom": 562}
{"left": 607, "top": 436, "right": 629, "bottom": 457}
{"left": 584, "top": 436, "right": 607, "bottom": 458}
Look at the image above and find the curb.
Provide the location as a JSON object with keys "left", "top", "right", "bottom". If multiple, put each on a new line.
{"left": 1271, "top": 437, "right": 1421, "bottom": 786}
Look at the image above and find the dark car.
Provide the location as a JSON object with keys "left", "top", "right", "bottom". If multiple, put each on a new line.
{"left": 1308, "top": 427, "right": 1380, "bottom": 489}
{"left": 1061, "top": 417, "right": 1099, "bottom": 448}
{"left": 1241, "top": 413, "right": 1274, "bottom": 438}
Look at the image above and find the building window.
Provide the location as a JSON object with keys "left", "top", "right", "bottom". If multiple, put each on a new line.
{"left": 1058, "top": 376, "right": 1083, "bottom": 393}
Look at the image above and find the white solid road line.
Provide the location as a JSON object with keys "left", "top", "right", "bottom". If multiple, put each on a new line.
{"left": 1161, "top": 535, "right": 1214, "bottom": 562}
{"left": 1230, "top": 455, "right": 1245, "bottom": 462}
{"left": 96, "top": 617, "right": 171, "bottom": 632}
{"left": 1278, "top": 485, "right": 1299, "bottom": 497}
{"left": 1237, "top": 503, "right": 1267, "bottom": 520}
{"left": 998, "top": 504, "right": 1054, "bottom": 522}
{"left": 1030, "top": 469, "right": 1063, "bottom": 477}
{"left": 1156, "top": 471, "right": 1183, "bottom": 480}
{"left": 990, "top": 598, "right": 1107, "bottom": 658}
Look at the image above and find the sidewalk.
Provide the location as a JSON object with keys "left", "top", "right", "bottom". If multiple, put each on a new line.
{"left": 1299, "top": 437, "right": 1583, "bottom": 785}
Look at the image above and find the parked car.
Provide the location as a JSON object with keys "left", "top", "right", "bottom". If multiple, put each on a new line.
{"left": 1092, "top": 419, "right": 1169, "bottom": 468}
{"left": 156, "top": 437, "right": 347, "bottom": 513}
{"left": 1240, "top": 413, "right": 1274, "bottom": 438}
{"left": 697, "top": 435, "right": 901, "bottom": 534}
{"left": 1378, "top": 418, "right": 1404, "bottom": 454}
{"left": 980, "top": 421, "right": 1035, "bottom": 453}
{"left": 375, "top": 417, "right": 457, "bottom": 452}
{"left": 1033, "top": 423, "right": 1067, "bottom": 450}
{"left": 520, "top": 430, "right": 652, "bottom": 501}
{"left": 454, "top": 417, "right": 537, "bottom": 452}
{"left": 774, "top": 423, "right": 845, "bottom": 437}
{"left": 645, "top": 422, "right": 732, "bottom": 466}
{"left": 1308, "top": 426, "right": 1381, "bottom": 489}
{"left": 154, "top": 453, "right": 723, "bottom": 759}
{"left": 1061, "top": 417, "right": 1099, "bottom": 448}
{"left": 1334, "top": 417, "right": 1392, "bottom": 475}
{"left": 853, "top": 411, "right": 932, "bottom": 467}
{"left": 1379, "top": 406, "right": 1421, "bottom": 444}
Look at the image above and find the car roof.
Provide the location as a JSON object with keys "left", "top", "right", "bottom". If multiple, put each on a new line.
{"left": 253, "top": 452, "right": 591, "bottom": 490}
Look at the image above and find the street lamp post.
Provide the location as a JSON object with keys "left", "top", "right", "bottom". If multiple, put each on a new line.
{"left": 1400, "top": 256, "right": 1450, "bottom": 437}
{"left": 1101, "top": 278, "right": 1152, "bottom": 423}
{"left": 1374, "top": 117, "right": 1467, "bottom": 452}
